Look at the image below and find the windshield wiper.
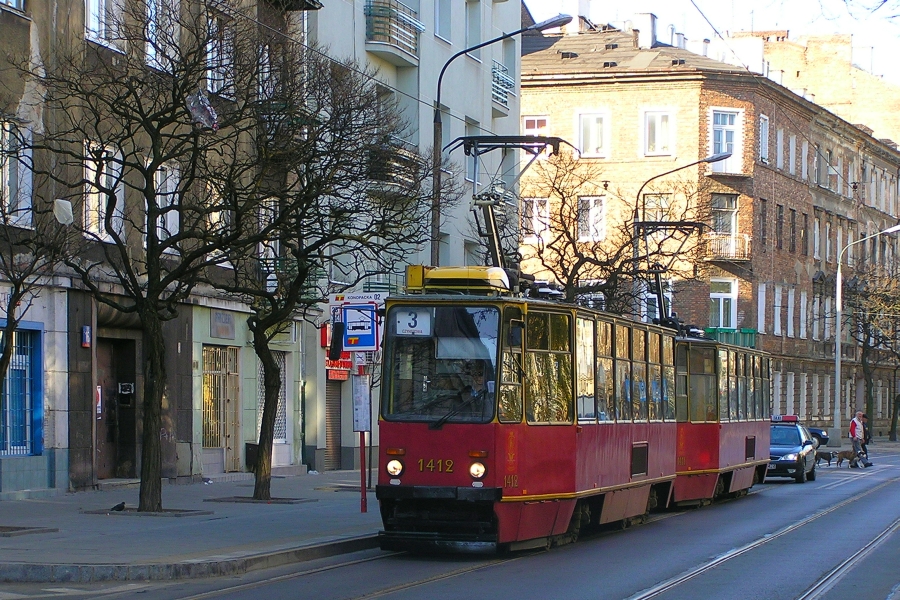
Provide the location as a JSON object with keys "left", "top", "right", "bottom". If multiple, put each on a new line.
{"left": 429, "top": 388, "right": 485, "bottom": 430}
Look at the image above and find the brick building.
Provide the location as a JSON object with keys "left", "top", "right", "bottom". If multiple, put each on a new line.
{"left": 520, "top": 13, "right": 900, "bottom": 434}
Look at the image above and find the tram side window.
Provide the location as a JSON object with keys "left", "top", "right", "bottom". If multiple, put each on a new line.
{"left": 648, "top": 332, "right": 663, "bottom": 421}
{"left": 662, "top": 335, "right": 675, "bottom": 420}
{"left": 597, "top": 320, "right": 614, "bottom": 421}
{"left": 747, "top": 354, "right": 757, "bottom": 420}
{"left": 718, "top": 349, "right": 729, "bottom": 421}
{"left": 729, "top": 350, "right": 739, "bottom": 420}
{"left": 576, "top": 318, "right": 596, "bottom": 422}
{"left": 499, "top": 309, "right": 524, "bottom": 423}
{"left": 525, "top": 312, "right": 573, "bottom": 424}
{"left": 689, "top": 346, "right": 717, "bottom": 422}
{"left": 632, "top": 329, "right": 648, "bottom": 422}
{"left": 675, "top": 343, "right": 688, "bottom": 422}
{"left": 736, "top": 354, "right": 747, "bottom": 420}
{"left": 615, "top": 324, "right": 632, "bottom": 421}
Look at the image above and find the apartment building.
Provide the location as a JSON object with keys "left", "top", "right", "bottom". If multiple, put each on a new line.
{"left": 520, "top": 13, "right": 900, "bottom": 434}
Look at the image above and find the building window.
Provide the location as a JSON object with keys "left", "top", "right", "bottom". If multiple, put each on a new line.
{"left": 465, "top": 0, "right": 481, "bottom": 58}
{"left": 711, "top": 194, "right": 737, "bottom": 253}
{"left": 711, "top": 109, "right": 741, "bottom": 173}
{"left": 801, "top": 141, "right": 809, "bottom": 180}
{"left": 522, "top": 197, "right": 549, "bottom": 241}
{"left": 759, "top": 114, "right": 769, "bottom": 163}
{"left": 207, "top": 10, "right": 234, "bottom": 95}
{"left": 0, "top": 121, "right": 32, "bottom": 228}
{"left": 789, "top": 208, "right": 796, "bottom": 253}
{"left": 757, "top": 283, "right": 766, "bottom": 333}
{"left": 787, "top": 288, "right": 795, "bottom": 338}
{"left": 85, "top": 0, "right": 124, "bottom": 49}
{"left": 435, "top": 0, "right": 451, "bottom": 41}
{"left": 825, "top": 221, "right": 832, "bottom": 262}
{"left": 0, "top": 329, "right": 39, "bottom": 457}
{"left": 799, "top": 290, "right": 808, "bottom": 339}
{"left": 813, "top": 217, "right": 821, "bottom": 259}
{"left": 758, "top": 199, "right": 767, "bottom": 251}
{"left": 147, "top": 0, "right": 180, "bottom": 70}
{"left": 153, "top": 162, "right": 180, "bottom": 244}
{"left": 800, "top": 213, "right": 808, "bottom": 255}
{"left": 578, "top": 196, "right": 605, "bottom": 241}
{"left": 0, "top": 0, "right": 24, "bottom": 10}
{"left": 812, "top": 295, "right": 820, "bottom": 340}
{"left": 710, "top": 279, "right": 737, "bottom": 328}
{"left": 776, "top": 204, "right": 784, "bottom": 250}
{"left": 465, "top": 120, "right": 479, "bottom": 181}
{"left": 578, "top": 113, "right": 607, "bottom": 157}
{"left": 523, "top": 116, "right": 549, "bottom": 159}
{"left": 774, "top": 284, "right": 783, "bottom": 336}
{"left": 789, "top": 135, "right": 797, "bottom": 175}
{"left": 643, "top": 111, "right": 672, "bottom": 156}
{"left": 84, "top": 142, "right": 124, "bottom": 241}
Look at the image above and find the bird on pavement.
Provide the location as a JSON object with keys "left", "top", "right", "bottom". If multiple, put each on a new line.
{"left": 110, "top": 502, "right": 126, "bottom": 511}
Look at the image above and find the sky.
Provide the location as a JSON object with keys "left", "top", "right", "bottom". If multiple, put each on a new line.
{"left": 524, "top": 0, "right": 900, "bottom": 85}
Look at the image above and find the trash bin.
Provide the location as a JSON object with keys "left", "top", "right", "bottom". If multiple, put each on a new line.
{"left": 245, "top": 443, "right": 258, "bottom": 473}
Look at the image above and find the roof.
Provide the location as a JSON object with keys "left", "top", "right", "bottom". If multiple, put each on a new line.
{"left": 521, "top": 29, "right": 747, "bottom": 78}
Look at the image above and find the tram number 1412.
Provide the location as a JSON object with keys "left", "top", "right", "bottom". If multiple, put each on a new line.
{"left": 418, "top": 458, "right": 454, "bottom": 473}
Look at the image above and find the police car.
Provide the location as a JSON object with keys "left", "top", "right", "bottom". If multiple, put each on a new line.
{"left": 769, "top": 415, "right": 817, "bottom": 483}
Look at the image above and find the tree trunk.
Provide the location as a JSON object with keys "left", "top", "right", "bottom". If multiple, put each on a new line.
{"left": 138, "top": 311, "right": 166, "bottom": 512}
{"left": 253, "top": 331, "right": 281, "bottom": 501}
{"left": 861, "top": 340, "right": 875, "bottom": 423}
{"left": 892, "top": 394, "right": 899, "bottom": 441}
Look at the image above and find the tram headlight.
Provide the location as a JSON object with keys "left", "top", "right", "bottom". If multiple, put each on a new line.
{"left": 386, "top": 459, "right": 404, "bottom": 477}
{"left": 469, "top": 461, "right": 487, "bottom": 479}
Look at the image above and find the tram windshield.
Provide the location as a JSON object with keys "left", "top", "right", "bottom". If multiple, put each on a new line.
{"left": 382, "top": 305, "right": 499, "bottom": 425}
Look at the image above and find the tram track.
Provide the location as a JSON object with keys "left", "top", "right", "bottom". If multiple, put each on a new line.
{"left": 627, "top": 474, "right": 900, "bottom": 600}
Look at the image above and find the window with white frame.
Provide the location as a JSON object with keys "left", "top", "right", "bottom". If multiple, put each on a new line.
{"left": 0, "top": 121, "right": 32, "bottom": 228}
{"left": 522, "top": 197, "right": 548, "bottom": 241}
{"left": 789, "top": 135, "right": 797, "bottom": 175}
{"left": 711, "top": 109, "right": 740, "bottom": 173}
{"left": 813, "top": 217, "right": 821, "bottom": 259}
{"left": 776, "top": 128, "right": 784, "bottom": 169}
{"left": 435, "top": 0, "right": 451, "bottom": 41}
{"left": 465, "top": 0, "right": 481, "bottom": 58}
{"left": 645, "top": 286, "right": 672, "bottom": 324}
{"left": 801, "top": 141, "right": 809, "bottom": 180}
{"left": 825, "top": 221, "right": 832, "bottom": 262}
{"left": 799, "top": 290, "right": 807, "bottom": 339}
{"left": 85, "top": 0, "right": 124, "bottom": 49}
{"left": 465, "top": 120, "right": 479, "bottom": 181}
{"left": 577, "top": 196, "right": 605, "bottom": 241}
{"left": 710, "top": 279, "right": 737, "bottom": 328}
{"left": 0, "top": 0, "right": 24, "bottom": 10}
{"left": 759, "top": 114, "right": 769, "bottom": 163}
{"left": 787, "top": 287, "right": 795, "bottom": 338}
{"left": 757, "top": 283, "right": 766, "bottom": 333}
{"left": 523, "top": 116, "right": 549, "bottom": 159}
{"left": 812, "top": 295, "right": 821, "bottom": 340}
{"left": 154, "top": 162, "right": 180, "bottom": 244}
{"left": 824, "top": 297, "right": 832, "bottom": 339}
{"left": 147, "top": 0, "right": 180, "bottom": 70}
{"left": 206, "top": 183, "right": 234, "bottom": 267}
{"left": 206, "top": 10, "right": 234, "bottom": 95}
{"left": 773, "top": 284, "right": 783, "bottom": 336}
{"left": 643, "top": 110, "right": 672, "bottom": 156}
{"left": 84, "top": 142, "right": 124, "bottom": 241}
{"left": 578, "top": 113, "right": 607, "bottom": 157}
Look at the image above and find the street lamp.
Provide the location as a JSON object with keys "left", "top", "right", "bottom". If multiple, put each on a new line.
{"left": 631, "top": 152, "right": 732, "bottom": 319}
{"left": 430, "top": 13, "right": 573, "bottom": 266}
{"left": 831, "top": 222, "right": 900, "bottom": 446}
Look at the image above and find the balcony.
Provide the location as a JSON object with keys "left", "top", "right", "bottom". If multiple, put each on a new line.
{"left": 703, "top": 233, "right": 752, "bottom": 261}
{"left": 704, "top": 328, "right": 758, "bottom": 349}
{"left": 262, "top": 0, "right": 323, "bottom": 10}
{"left": 364, "top": 0, "right": 424, "bottom": 67}
{"left": 363, "top": 271, "right": 404, "bottom": 294}
{"left": 491, "top": 60, "right": 515, "bottom": 116}
{"left": 366, "top": 137, "right": 422, "bottom": 192}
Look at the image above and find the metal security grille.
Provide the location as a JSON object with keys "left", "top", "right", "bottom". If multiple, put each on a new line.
{"left": 202, "top": 346, "right": 239, "bottom": 448}
{"left": 0, "top": 330, "right": 34, "bottom": 456}
{"left": 325, "top": 381, "right": 342, "bottom": 470}
{"left": 256, "top": 351, "right": 287, "bottom": 443}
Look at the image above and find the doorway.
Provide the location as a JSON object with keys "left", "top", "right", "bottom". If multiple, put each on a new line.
{"left": 95, "top": 338, "right": 137, "bottom": 479}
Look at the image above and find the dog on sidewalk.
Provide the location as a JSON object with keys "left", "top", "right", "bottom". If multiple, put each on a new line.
{"left": 835, "top": 450, "right": 860, "bottom": 468}
{"left": 815, "top": 450, "right": 837, "bottom": 466}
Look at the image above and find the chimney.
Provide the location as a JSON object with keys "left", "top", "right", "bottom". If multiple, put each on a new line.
{"left": 632, "top": 28, "right": 640, "bottom": 49}
{"left": 702, "top": 38, "right": 710, "bottom": 56}
{"left": 634, "top": 13, "right": 657, "bottom": 49}
{"left": 674, "top": 32, "right": 686, "bottom": 49}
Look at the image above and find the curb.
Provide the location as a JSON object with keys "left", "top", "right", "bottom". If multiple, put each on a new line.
{"left": 0, "top": 534, "right": 380, "bottom": 583}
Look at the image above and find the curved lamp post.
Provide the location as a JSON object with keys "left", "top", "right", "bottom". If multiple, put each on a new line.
{"left": 830, "top": 222, "right": 900, "bottom": 445}
{"left": 631, "top": 152, "right": 732, "bottom": 318}
{"left": 430, "top": 14, "right": 573, "bottom": 266}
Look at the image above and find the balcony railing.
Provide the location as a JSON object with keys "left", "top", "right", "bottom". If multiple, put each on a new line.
{"left": 364, "top": 0, "right": 424, "bottom": 65}
{"left": 363, "top": 271, "right": 404, "bottom": 294}
{"left": 366, "top": 136, "right": 421, "bottom": 191}
{"left": 704, "top": 327, "right": 758, "bottom": 348}
{"left": 491, "top": 60, "right": 515, "bottom": 109}
{"left": 703, "top": 233, "right": 752, "bottom": 261}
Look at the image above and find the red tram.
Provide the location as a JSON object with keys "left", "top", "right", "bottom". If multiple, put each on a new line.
{"left": 375, "top": 265, "right": 771, "bottom": 553}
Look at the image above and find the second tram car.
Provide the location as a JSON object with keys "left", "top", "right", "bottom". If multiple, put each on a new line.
{"left": 375, "top": 266, "right": 770, "bottom": 553}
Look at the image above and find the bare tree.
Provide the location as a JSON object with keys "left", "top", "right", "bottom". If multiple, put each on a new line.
{"left": 518, "top": 150, "right": 709, "bottom": 316}
{"left": 204, "top": 28, "right": 456, "bottom": 499}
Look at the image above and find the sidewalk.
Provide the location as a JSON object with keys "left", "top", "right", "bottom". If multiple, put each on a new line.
{"left": 0, "top": 469, "right": 383, "bottom": 583}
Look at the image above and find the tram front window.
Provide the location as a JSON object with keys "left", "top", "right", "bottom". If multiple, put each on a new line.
{"left": 383, "top": 305, "right": 499, "bottom": 424}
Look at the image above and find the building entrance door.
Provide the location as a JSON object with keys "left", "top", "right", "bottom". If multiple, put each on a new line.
{"left": 95, "top": 339, "right": 137, "bottom": 479}
{"left": 202, "top": 346, "right": 240, "bottom": 472}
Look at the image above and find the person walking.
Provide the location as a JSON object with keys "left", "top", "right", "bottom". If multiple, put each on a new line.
{"left": 849, "top": 411, "right": 867, "bottom": 468}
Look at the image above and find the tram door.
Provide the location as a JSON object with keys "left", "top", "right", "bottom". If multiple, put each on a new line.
{"left": 325, "top": 380, "right": 342, "bottom": 470}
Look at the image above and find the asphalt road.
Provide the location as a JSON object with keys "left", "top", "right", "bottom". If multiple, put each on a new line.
{"left": 6, "top": 447, "right": 900, "bottom": 600}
